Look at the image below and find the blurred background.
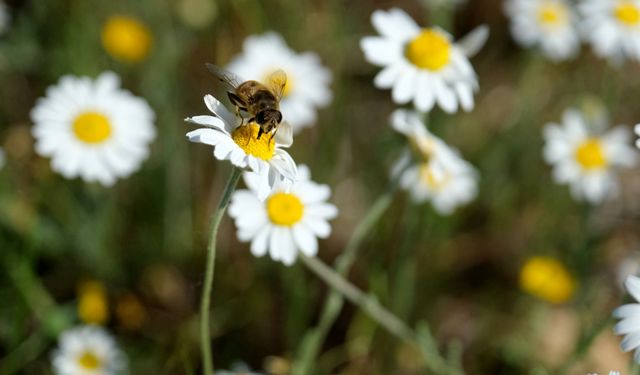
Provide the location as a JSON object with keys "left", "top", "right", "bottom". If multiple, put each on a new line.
{"left": 2, "top": 0, "right": 640, "bottom": 373}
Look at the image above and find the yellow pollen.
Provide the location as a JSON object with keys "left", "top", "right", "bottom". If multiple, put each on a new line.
{"left": 72, "top": 112, "right": 112, "bottom": 144}
{"left": 615, "top": 1, "right": 640, "bottom": 25}
{"left": 538, "top": 2, "right": 567, "bottom": 26}
{"left": 77, "top": 351, "right": 102, "bottom": 370}
{"left": 266, "top": 192, "right": 304, "bottom": 226}
{"left": 77, "top": 281, "right": 109, "bottom": 325}
{"left": 574, "top": 138, "right": 607, "bottom": 170}
{"left": 520, "top": 256, "right": 576, "bottom": 304}
{"left": 405, "top": 29, "right": 451, "bottom": 71}
{"left": 102, "top": 15, "right": 152, "bottom": 63}
{"left": 231, "top": 124, "right": 275, "bottom": 160}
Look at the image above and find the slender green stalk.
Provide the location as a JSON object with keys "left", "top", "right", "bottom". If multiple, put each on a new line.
{"left": 200, "top": 166, "right": 242, "bottom": 375}
{"left": 299, "top": 254, "right": 415, "bottom": 341}
{"left": 293, "top": 190, "right": 394, "bottom": 375}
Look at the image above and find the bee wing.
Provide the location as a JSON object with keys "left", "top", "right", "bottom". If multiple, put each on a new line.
{"left": 265, "top": 69, "right": 287, "bottom": 101}
{"left": 205, "top": 63, "right": 244, "bottom": 90}
{"left": 275, "top": 121, "right": 293, "bottom": 147}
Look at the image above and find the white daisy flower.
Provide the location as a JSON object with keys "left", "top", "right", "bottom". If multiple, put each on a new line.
{"left": 228, "top": 164, "right": 338, "bottom": 266}
{"left": 504, "top": 0, "right": 580, "bottom": 61}
{"left": 52, "top": 325, "right": 127, "bottom": 375}
{"left": 614, "top": 275, "right": 640, "bottom": 363}
{"left": 0, "top": 1, "right": 10, "bottom": 35}
{"left": 390, "top": 109, "right": 478, "bottom": 214}
{"left": 579, "top": 0, "right": 640, "bottom": 62}
{"left": 543, "top": 108, "right": 636, "bottom": 204}
{"left": 186, "top": 94, "right": 297, "bottom": 200}
{"left": 360, "top": 8, "right": 489, "bottom": 113}
{"left": 226, "top": 32, "right": 332, "bottom": 133}
{"left": 30, "top": 71, "right": 156, "bottom": 186}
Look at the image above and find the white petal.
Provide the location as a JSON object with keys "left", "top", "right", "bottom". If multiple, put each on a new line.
{"left": 292, "top": 224, "right": 318, "bottom": 257}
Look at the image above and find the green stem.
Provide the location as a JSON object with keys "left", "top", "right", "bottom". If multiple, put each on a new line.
{"left": 293, "top": 190, "right": 394, "bottom": 375}
{"left": 200, "top": 166, "right": 242, "bottom": 375}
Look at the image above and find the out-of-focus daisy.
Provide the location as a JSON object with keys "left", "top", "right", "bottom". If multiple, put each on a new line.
{"left": 504, "top": 0, "right": 580, "bottom": 61}
{"left": 77, "top": 281, "right": 109, "bottom": 325}
{"left": 186, "top": 95, "right": 297, "bottom": 200}
{"left": 228, "top": 164, "right": 338, "bottom": 266}
{"left": 52, "top": 325, "right": 126, "bottom": 375}
{"left": 0, "top": 1, "right": 10, "bottom": 35}
{"left": 543, "top": 108, "right": 636, "bottom": 204}
{"left": 613, "top": 275, "right": 640, "bottom": 362}
{"left": 31, "top": 71, "right": 156, "bottom": 186}
{"left": 519, "top": 256, "right": 575, "bottom": 304}
{"left": 101, "top": 15, "right": 152, "bottom": 63}
{"left": 390, "top": 109, "right": 478, "bottom": 214}
{"left": 579, "top": 0, "right": 640, "bottom": 62}
{"left": 360, "top": 8, "right": 488, "bottom": 113}
{"left": 226, "top": 32, "right": 332, "bottom": 132}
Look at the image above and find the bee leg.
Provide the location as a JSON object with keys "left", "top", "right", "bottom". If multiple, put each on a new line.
{"left": 257, "top": 127, "right": 264, "bottom": 140}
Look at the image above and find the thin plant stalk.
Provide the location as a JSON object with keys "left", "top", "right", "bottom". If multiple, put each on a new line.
{"left": 200, "top": 166, "right": 242, "bottom": 375}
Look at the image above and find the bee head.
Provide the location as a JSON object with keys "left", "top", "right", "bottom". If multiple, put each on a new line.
{"left": 256, "top": 110, "right": 282, "bottom": 127}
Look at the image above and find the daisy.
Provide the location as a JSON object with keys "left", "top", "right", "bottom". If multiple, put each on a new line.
{"left": 52, "top": 325, "right": 127, "bottom": 375}
{"left": 186, "top": 94, "right": 297, "bottom": 200}
{"left": 519, "top": 256, "right": 575, "bottom": 304}
{"left": 613, "top": 275, "right": 640, "bottom": 362}
{"left": 390, "top": 109, "right": 478, "bottom": 214}
{"left": 504, "top": 0, "right": 580, "bottom": 61}
{"left": 226, "top": 32, "right": 332, "bottom": 133}
{"left": 360, "top": 8, "right": 488, "bottom": 113}
{"left": 31, "top": 72, "right": 156, "bottom": 186}
{"left": 101, "top": 15, "right": 152, "bottom": 63}
{"left": 228, "top": 164, "right": 338, "bottom": 266}
{"left": 0, "top": 1, "right": 10, "bottom": 35}
{"left": 579, "top": 0, "right": 640, "bottom": 62}
{"left": 543, "top": 108, "right": 636, "bottom": 204}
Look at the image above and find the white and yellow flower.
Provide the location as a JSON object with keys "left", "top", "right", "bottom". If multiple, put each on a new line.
{"left": 226, "top": 32, "right": 332, "bottom": 133}
{"left": 579, "top": 0, "right": 640, "bottom": 62}
{"left": 613, "top": 275, "right": 640, "bottom": 362}
{"left": 504, "top": 0, "right": 580, "bottom": 61}
{"left": 543, "top": 108, "right": 636, "bottom": 203}
{"left": 52, "top": 325, "right": 126, "bottom": 375}
{"left": 186, "top": 95, "right": 297, "bottom": 200}
{"left": 0, "top": 1, "right": 10, "bottom": 35}
{"left": 31, "top": 72, "right": 156, "bottom": 186}
{"left": 228, "top": 164, "right": 338, "bottom": 266}
{"left": 101, "top": 15, "right": 152, "bottom": 63}
{"left": 391, "top": 109, "right": 478, "bottom": 214}
{"left": 360, "top": 8, "right": 488, "bottom": 113}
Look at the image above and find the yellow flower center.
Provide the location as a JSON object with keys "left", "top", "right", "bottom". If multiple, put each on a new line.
{"left": 574, "top": 138, "right": 607, "bottom": 170}
{"left": 77, "top": 281, "right": 109, "bottom": 325}
{"left": 419, "top": 164, "right": 450, "bottom": 191}
{"left": 72, "top": 112, "right": 113, "bottom": 144}
{"left": 405, "top": 29, "right": 451, "bottom": 71}
{"left": 615, "top": 1, "right": 640, "bottom": 25}
{"left": 538, "top": 2, "right": 568, "bottom": 26}
{"left": 520, "top": 256, "right": 575, "bottom": 304}
{"left": 77, "top": 351, "right": 102, "bottom": 370}
{"left": 266, "top": 192, "right": 304, "bottom": 226}
{"left": 102, "top": 15, "right": 152, "bottom": 63}
{"left": 263, "top": 70, "right": 294, "bottom": 97}
{"left": 231, "top": 124, "right": 275, "bottom": 160}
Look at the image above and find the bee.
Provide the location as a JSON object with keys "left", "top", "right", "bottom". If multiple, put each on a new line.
{"left": 206, "top": 63, "right": 291, "bottom": 144}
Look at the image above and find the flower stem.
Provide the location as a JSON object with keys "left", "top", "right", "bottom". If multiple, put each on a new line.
{"left": 293, "top": 189, "right": 394, "bottom": 375}
{"left": 200, "top": 166, "right": 242, "bottom": 375}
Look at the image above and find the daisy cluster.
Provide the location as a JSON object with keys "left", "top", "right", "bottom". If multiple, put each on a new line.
{"left": 360, "top": 8, "right": 485, "bottom": 214}
{"left": 504, "top": 0, "right": 640, "bottom": 63}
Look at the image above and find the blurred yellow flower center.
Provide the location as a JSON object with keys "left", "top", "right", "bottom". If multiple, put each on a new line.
{"left": 267, "top": 192, "right": 304, "bottom": 226}
{"left": 575, "top": 138, "right": 607, "bottom": 170}
{"left": 231, "top": 124, "right": 275, "bottom": 160}
{"left": 520, "top": 256, "right": 575, "bottom": 304}
{"left": 538, "top": 2, "right": 567, "bottom": 26}
{"left": 405, "top": 29, "right": 451, "bottom": 71}
{"left": 77, "top": 351, "right": 102, "bottom": 370}
{"left": 102, "top": 15, "right": 152, "bottom": 63}
{"left": 78, "top": 281, "right": 109, "bottom": 325}
{"left": 419, "top": 164, "right": 450, "bottom": 191}
{"left": 615, "top": 2, "right": 640, "bottom": 25}
{"left": 73, "top": 112, "right": 112, "bottom": 144}
{"left": 264, "top": 70, "right": 294, "bottom": 97}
